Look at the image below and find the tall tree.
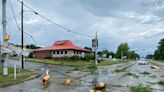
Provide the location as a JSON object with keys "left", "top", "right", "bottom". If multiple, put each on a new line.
{"left": 154, "top": 38, "right": 164, "bottom": 60}
{"left": 116, "top": 43, "right": 139, "bottom": 59}
{"left": 116, "top": 43, "right": 129, "bottom": 59}
{"left": 128, "top": 51, "right": 140, "bottom": 59}
{"left": 146, "top": 54, "right": 154, "bottom": 59}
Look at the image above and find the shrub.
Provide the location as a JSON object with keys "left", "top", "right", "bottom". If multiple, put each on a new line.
{"left": 70, "top": 55, "right": 81, "bottom": 61}
{"left": 84, "top": 53, "right": 95, "bottom": 61}
{"left": 52, "top": 55, "right": 81, "bottom": 61}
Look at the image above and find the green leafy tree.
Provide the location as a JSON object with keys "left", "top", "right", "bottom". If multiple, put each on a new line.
{"left": 128, "top": 51, "right": 140, "bottom": 59}
{"left": 116, "top": 43, "right": 129, "bottom": 59}
{"left": 97, "top": 51, "right": 103, "bottom": 57}
{"left": 146, "top": 54, "right": 154, "bottom": 59}
{"left": 84, "top": 47, "right": 92, "bottom": 52}
{"left": 154, "top": 38, "right": 164, "bottom": 60}
{"left": 25, "top": 44, "right": 40, "bottom": 49}
{"left": 116, "top": 43, "right": 139, "bottom": 59}
{"left": 97, "top": 49, "right": 115, "bottom": 58}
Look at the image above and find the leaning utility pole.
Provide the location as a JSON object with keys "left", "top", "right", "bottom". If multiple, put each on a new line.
{"left": 21, "top": 1, "right": 24, "bottom": 69}
{"left": 1, "top": 0, "right": 8, "bottom": 76}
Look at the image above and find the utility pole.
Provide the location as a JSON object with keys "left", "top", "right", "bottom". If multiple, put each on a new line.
{"left": 95, "top": 32, "right": 98, "bottom": 65}
{"left": 2, "top": 0, "right": 8, "bottom": 76}
{"left": 21, "top": 1, "right": 24, "bottom": 69}
{"left": 92, "top": 31, "right": 98, "bottom": 65}
{"left": 91, "top": 31, "right": 98, "bottom": 89}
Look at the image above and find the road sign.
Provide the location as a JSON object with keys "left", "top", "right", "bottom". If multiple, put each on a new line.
{"left": 92, "top": 39, "right": 98, "bottom": 48}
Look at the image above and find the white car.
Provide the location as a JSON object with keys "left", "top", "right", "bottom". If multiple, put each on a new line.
{"left": 138, "top": 60, "right": 148, "bottom": 65}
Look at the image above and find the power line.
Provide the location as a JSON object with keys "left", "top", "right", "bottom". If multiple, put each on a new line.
{"left": 17, "top": 0, "right": 94, "bottom": 38}
{"left": 9, "top": 0, "right": 20, "bottom": 30}
{"left": 8, "top": 0, "right": 37, "bottom": 45}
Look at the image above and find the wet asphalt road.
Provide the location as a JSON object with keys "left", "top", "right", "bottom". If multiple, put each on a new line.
{"left": 0, "top": 59, "right": 164, "bottom": 92}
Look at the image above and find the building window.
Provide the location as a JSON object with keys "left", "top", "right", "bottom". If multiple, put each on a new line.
{"left": 65, "top": 51, "right": 67, "bottom": 54}
{"left": 79, "top": 52, "right": 81, "bottom": 54}
{"left": 57, "top": 51, "right": 59, "bottom": 54}
{"left": 61, "top": 51, "right": 63, "bottom": 54}
{"left": 53, "top": 51, "right": 56, "bottom": 54}
{"left": 74, "top": 51, "right": 76, "bottom": 54}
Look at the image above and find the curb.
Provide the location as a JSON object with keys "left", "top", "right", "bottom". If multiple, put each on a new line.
{"left": 0, "top": 73, "right": 41, "bottom": 88}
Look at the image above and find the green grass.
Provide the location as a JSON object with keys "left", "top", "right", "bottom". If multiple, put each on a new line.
{"left": 10, "top": 57, "right": 123, "bottom": 67}
{"left": 140, "top": 71, "right": 150, "bottom": 75}
{"left": 158, "top": 80, "right": 164, "bottom": 85}
{"left": 9, "top": 57, "right": 124, "bottom": 74}
{"left": 130, "top": 84, "right": 152, "bottom": 92}
{"left": 0, "top": 67, "right": 32, "bottom": 84}
{"left": 97, "top": 61, "right": 122, "bottom": 66}
{"left": 87, "top": 64, "right": 98, "bottom": 74}
{"left": 125, "top": 72, "right": 139, "bottom": 78}
{"left": 114, "top": 69, "right": 126, "bottom": 73}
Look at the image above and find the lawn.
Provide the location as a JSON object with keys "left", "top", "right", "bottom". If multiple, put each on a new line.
{"left": 0, "top": 67, "right": 32, "bottom": 84}
{"left": 130, "top": 84, "right": 152, "bottom": 92}
{"left": 9, "top": 57, "right": 123, "bottom": 67}
{"left": 10, "top": 57, "right": 124, "bottom": 74}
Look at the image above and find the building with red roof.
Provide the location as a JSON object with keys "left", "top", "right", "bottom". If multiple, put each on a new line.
{"left": 33, "top": 40, "right": 90, "bottom": 58}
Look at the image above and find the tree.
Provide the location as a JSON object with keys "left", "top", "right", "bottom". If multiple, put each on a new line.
{"left": 97, "top": 51, "right": 103, "bottom": 57}
{"left": 116, "top": 43, "right": 129, "bottom": 59}
{"left": 146, "top": 54, "right": 154, "bottom": 59}
{"left": 84, "top": 47, "right": 92, "bottom": 52}
{"left": 25, "top": 44, "right": 40, "bottom": 49}
{"left": 154, "top": 38, "right": 164, "bottom": 60}
{"left": 128, "top": 51, "right": 140, "bottom": 59}
{"left": 97, "top": 49, "right": 115, "bottom": 58}
{"left": 116, "top": 43, "right": 139, "bottom": 59}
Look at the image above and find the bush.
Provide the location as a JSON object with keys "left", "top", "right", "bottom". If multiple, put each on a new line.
{"left": 130, "top": 84, "right": 152, "bottom": 92}
{"left": 84, "top": 53, "right": 95, "bottom": 61}
{"left": 53, "top": 55, "right": 81, "bottom": 61}
{"left": 70, "top": 55, "right": 81, "bottom": 61}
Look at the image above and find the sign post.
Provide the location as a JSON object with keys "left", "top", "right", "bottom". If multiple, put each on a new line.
{"left": 91, "top": 32, "right": 98, "bottom": 89}
{"left": 14, "top": 63, "right": 16, "bottom": 79}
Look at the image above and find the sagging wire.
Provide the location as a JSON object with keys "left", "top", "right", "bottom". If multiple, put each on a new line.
{"left": 9, "top": 0, "right": 37, "bottom": 46}
{"left": 17, "top": 0, "right": 94, "bottom": 39}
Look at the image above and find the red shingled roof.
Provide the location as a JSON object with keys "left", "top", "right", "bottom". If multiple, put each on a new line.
{"left": 34, "top": 40, "right": 89, "bottom": 52}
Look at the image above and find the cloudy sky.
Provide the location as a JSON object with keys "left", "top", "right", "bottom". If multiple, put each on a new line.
{"left": 0, "top": 0, "right": 164, "bottom": 57}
